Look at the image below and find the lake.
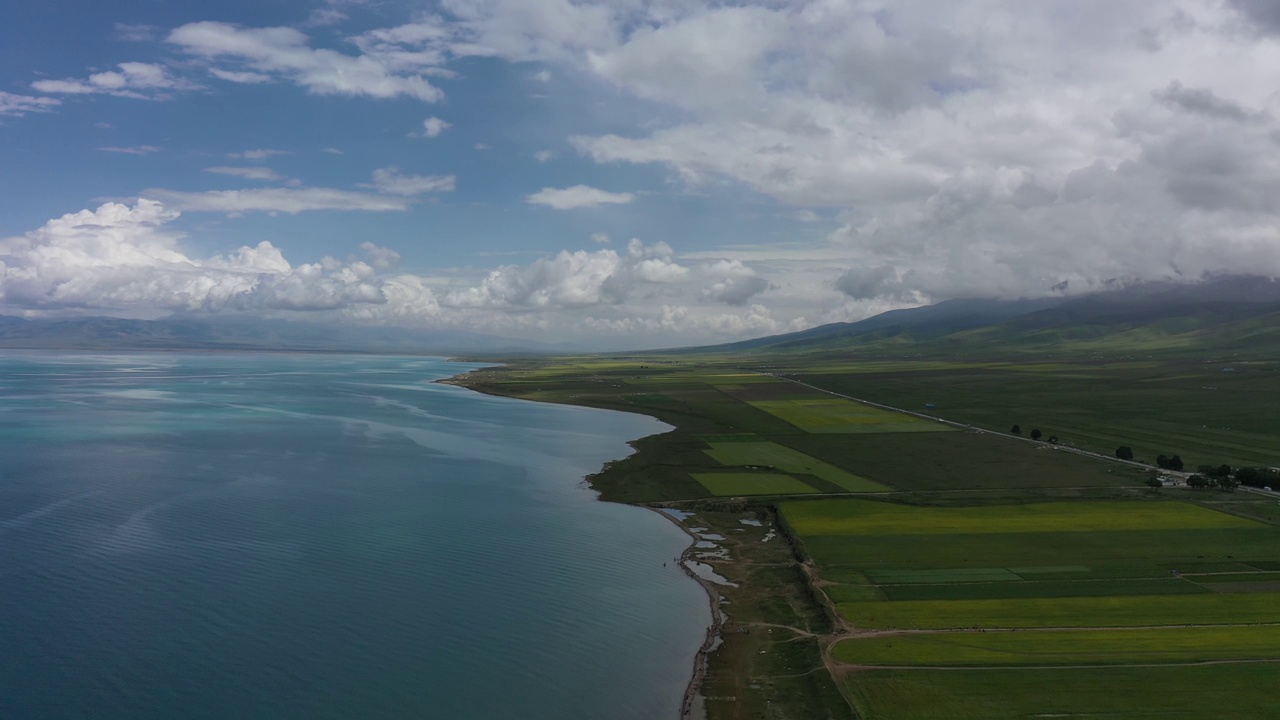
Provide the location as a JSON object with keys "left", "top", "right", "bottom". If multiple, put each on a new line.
{"left": 0, "top": 352, "right": 709, "bottom": 719}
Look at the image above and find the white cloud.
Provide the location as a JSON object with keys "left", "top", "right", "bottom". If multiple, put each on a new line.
{"left": 414, "top": 116, "right": 451, "bottom": 137}
{"left": 448, "top": 1, "right": 1280, "bottom": 303}
{"left": 229, "top": 148, "right": 286, "bottom": 160}
{"left": 0, "top": 200, "right": 391, "bottom": 313}
{"left": 700, "top": 259, "right": 770, "bottom": 306}
{"left": 0, "top": 91, "right": 60, "bottom": 117}
{"left": 321, "top": 147, "right": 344, "bottom": 155}
{"left": 590, "top": 232, "right": 610, "bottom": 244}
{"left": 444, "top": 239, "right": 687, "bottom": 309}
{"left": 365, "top": 167, "right": 457, "bottom": 195}
{"left": 534, "top": 150, "right": 555, "bottom": 162}
{"left": 98, "top": 145, "right": 161, "bottom": 155}
{"left": 142, "top": 187, "right": 412, "bottom": 214}
{"left": 526, "top": 184, "right": 636, "bottom": 209}
{"left": 168, "top": 21, "right": 446, "bottom": 102}
{"left": 204, "top": 166, "right": 284, "bottom": 182}
{"left": 32, "top": 62, "right": 198, "bottom": 99}
{"left": 360, "top": 242, "right": 401, "bottom": 270}
{"left": 209, "top": 68, "right": 273, "bottom": 84}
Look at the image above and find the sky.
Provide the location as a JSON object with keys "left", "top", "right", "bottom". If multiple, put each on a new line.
{"left": 3, "top": 1, "right": 1280, "bottom": 349}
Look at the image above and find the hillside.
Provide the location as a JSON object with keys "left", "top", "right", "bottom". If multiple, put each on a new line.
{"left": 688, "top": 276, "right": 1280, "bottom": 359}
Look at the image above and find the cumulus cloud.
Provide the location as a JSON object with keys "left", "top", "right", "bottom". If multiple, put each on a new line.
{"left": 167, "top": 21, "right": 445, "bottom": 102}
{"left": 32, "top": 62, "right": 198, "bottom": 99}
{"left": 0, "top": 91, "right": 60, "bottom": 117}
{"left": 365, "top": 167, "right": 456, "bottom": 195}
{"left": 414, "top": 116, "right": 451, "bottom": 137}
{"left": 0, "top": 201, "right": 392, "bottom": 313}
{"left": 700, "top": 259, "right": 770, "bottom": 306}
{"left": 446, "top": 1, "right": 1280, "bottom": 302}
{"left": 526, "top": 184, "right": 635, "bottom": 209}
{"left": 444, "top": 239, "right": 686, "bottom": 309}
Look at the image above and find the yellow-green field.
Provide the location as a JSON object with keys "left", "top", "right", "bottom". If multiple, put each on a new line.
{"left": 748, "top": 399, "right": 951, "bottom": 434}
{"left": 839, "top": 592, "right": 1280, "bottom": 629}
{"left": 783, "top": 498, "right": 1259, "bottom": 536}
{"left": 833, "top": 624, "right": 1280, "bottom": 666}
{"left": 702, "top": 440, "right": 887, "bottom": 492}
{"left": 692, "top": 472, "right": 819, "bottom": 496}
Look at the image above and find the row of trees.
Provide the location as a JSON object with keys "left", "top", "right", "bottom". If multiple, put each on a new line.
{"left": 1010, "top": 425, "right": 1059, "bottom": 444}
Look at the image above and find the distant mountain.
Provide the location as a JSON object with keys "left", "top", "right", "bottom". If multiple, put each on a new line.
{"left": 682, "top": 275, "right": 1280, "bottom": 359}
{"left": 0, "top": 315, "right": 563, "bottom": 355}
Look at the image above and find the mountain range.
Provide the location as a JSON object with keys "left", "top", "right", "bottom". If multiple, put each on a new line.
{"left": 688, "top": 275, "right": 1280, "bottom": 359}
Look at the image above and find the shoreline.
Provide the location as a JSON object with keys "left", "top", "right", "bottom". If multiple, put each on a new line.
{"left": 439, "top": 364, "right": 719, "bottom": 720}
{"left": 647, "top": 507, "right": 724, "bottom": 720}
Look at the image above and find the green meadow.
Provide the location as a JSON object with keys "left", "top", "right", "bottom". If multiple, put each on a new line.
{"left": 748, "top": 398, "right": 949, "bottom": 434}
{"left": 845, "top": 664, "right": 1280, "bottom": 720}
{"left": 839, "top": 592, "right": 1280, "bottom": 629}
{"left": 692, "top": 472, "right": 818, "bottom": 496}
{"left": 702, "top": 440, "right": 887, "bottom": 492}
{"left": 833, "top": 624, "right": 1280, "bottom": 666}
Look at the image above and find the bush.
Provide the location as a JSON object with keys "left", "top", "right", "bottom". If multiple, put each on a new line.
{"left": 1116, "top": 446, "right": 1135, "bottom": 460}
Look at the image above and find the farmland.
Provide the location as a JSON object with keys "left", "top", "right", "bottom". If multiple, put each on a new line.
{"left": 451, "top": 353, "right": 1280, "bottom": 719}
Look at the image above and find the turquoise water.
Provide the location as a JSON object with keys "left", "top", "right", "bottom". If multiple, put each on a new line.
{"left": 0, "top": 352, "right": 709, "bottom": 719}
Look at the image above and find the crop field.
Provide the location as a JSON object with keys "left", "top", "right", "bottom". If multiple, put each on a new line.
{"left": 788, "top": 360, "right": 1280, "bottom": 467}
{"left": 692, "top": 472, "right": 818, "bottom": 496}
{"left": 781, "top": 431, "right": 1139, "bottom": 490}
{"left": 748, "top": 399, "right": 951, "bottom": 434}
{"left": 844, "top": 664, "right": 1280, "bottom": 720}
{"left": 702, "top": 440, "right": 887, "bottom": 492}
{"left": 782, "top": 498, "right": 1256, "bottom": 536}
{"left": 832, "top": 624, "right": 1280, "bottom": 666}
{"left": 838, "top": 592, "right": 1280, "bottom": 629}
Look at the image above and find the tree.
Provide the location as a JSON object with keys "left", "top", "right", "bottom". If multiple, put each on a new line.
{"left": 1145, "top": 476, "right": 1163, "bottom": 489}
{"left": 1218, "top": 475, "right": 1240, "bottom": 492}
{"left": 1030, "top": 428, "right": 1042, "bottom": 441}
{"left": 1116, "top": 446, "right": 1135, "bottom": 461}
{"left": 1169, "top": 455, "right": 1184, "bottom": 471}
{"left": 1187, "top": 474, "right": 1211, "bottom": 489}
{"left": 1011, "top": 424, "right": 1022, "bottom": 436}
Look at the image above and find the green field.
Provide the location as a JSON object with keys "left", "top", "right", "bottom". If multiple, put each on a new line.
{"left": 703, "top": 440, "right": 887, "bottom": 492}
{"left": 839, "top": 592, "right": 1280, "bottom": 629}
{"left": 791, "top": 361, "right": 1280, "bottom": 468}
{"left": 748, "top": 399, "right": 950, "bottom": 434}
{"left": 782, "top": 431, "right": 1139, "bottom": 490}
{"left": 457, "top": 355, "right": 1280, "bottom": 720}
{"left": 833, "top": 624, "right": 1280, "bottom": 666}
{"left": 783, "top": 498, "right": 1257, "bottom": 536}
{"left": 692, "top": 472, "right": 818, "bottom": 496}
{"left": 845, "top": 664, "right": 1280, "bottom": 720}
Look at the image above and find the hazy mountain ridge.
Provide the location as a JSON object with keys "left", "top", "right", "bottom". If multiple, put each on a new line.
{"left": 0, "top": 315, "right": 564, "bottom": 355}
{"left": 685, "top": 276, "right": 1280, "bottom": 358}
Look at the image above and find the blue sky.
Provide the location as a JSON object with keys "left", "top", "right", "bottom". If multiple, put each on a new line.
{"left": 3, "top": 1, "right": 1279, "bottom": 347}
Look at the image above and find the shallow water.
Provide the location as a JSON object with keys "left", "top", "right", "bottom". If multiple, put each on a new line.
{"left": 0, "top": 352, "right": 709, "bottom": 720}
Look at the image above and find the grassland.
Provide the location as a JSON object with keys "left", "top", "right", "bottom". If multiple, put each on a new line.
{"left": 844, "top": 664, "right": 1280, "bottom": 720}
{"left": 702, "top": 441, "right": 886, "bottom": 492}
{"left": 838, "top": 592, "right": 1280, "bottom": 629}
{"left": 692, "top": 472, "right": 818, "bottom": 496}
{"left": 833, "top": 625, "right": 1280, "bottom": 666}
{"left": 748, "top": 399, "right": 950, "bottom": 434}
{"left": 785, "top": 359, "right": 1280, "bottom": 468}
{"left": 449, "top": 353, "right": 1280, "bottom": 720}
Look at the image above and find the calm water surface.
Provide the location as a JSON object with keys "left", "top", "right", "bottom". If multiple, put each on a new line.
{"left": 0, "top": 352, "right": 709, "bottom": 719}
